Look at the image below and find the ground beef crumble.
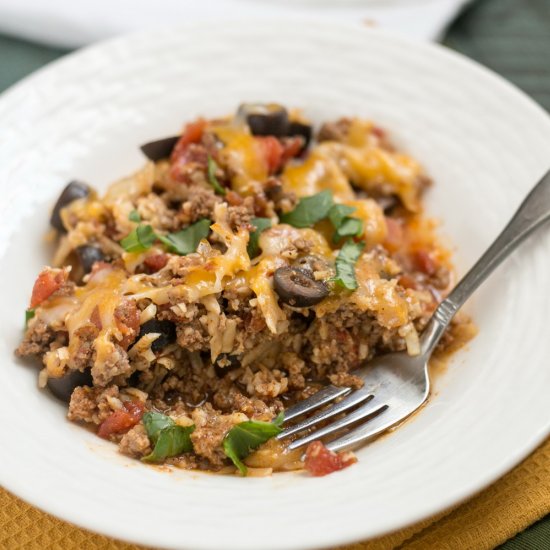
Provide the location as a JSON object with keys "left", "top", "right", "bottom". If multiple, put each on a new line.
{"left": 16, "top": 320, "right": 65, "bottom": 357}
{"left": 119, "top": 424, "right": 152, "bottom": 458}
{"left": 68, "top": 385, "right": 120, "bottom": 425}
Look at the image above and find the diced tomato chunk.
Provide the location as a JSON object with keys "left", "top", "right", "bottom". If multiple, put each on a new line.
{"left": 170, "top": 143, "right": 209, "bottom": 183}
{"left": 371, "top": 126, "right": 386, "bottom": 140}
{"left": 281, "top": 136, "right": 305, "bottom": 163}
{"left": 97, "top": 400, "right": 145, "bottom": 439}
{"left": 170, "top": 119, "right": 207, "bottom": 162}
{"left": 398, "top": 274, "right": 418, "bottom": 290}
{"left": 144, "top": 253, "right": 168, "bottom": 273}
{"left": 30, "top": 268, "right": 68, "bottom": 308}
{"left": 383, "top": 217, "right": 404, "bottom": 253}
{"left": 114, "top": 299, "right": 140, "bottom": 350}
{"left": 304, "top": 441, "right": 357, "bottom": 477}
{"left": 256, "top": 136, "right": 285, "bottom": 174}
{"left": 414, "top": 250, "right": 437, "bottom": 276}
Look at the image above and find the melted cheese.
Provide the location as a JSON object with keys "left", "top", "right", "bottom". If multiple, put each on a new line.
{"left": 282, "top": 151, "right": 354, "bottom": 201}
{"left": 41, "top": 115, "right": 428, "bottom": 369}
{"left": 40, "top": 264, "right": 173, "bottom": 372}
{"left": 343, "top": 199, "right": 387, "bottom": 247}
{"left": 258, "top": 225, "right": 332, "bottom": 260}
{"left": 248, "top": 225, "right": 333, "bottom": 334}
{"left": 66, "top": 268, "right": 126, "bottom": 335}
{"left": 351, "top": 254, "right": 409, "bottom": 328}
{"left": 214, "top": 124, "right": 267, "bottom": 194}
{"left": 282, "top": 119, "right": 423, "bottom": 211}
{"left": 103, "top": 162, "right": 155, "bottom": 206}
{"left": 61, "top": 196, "right": 106, "bottom": 231}
{"left": 122, "top": 250, "right": 150, "bottom": 273}
{"left": 65, "top": 267, "right": 128, "bottom": 364}
{"left": 247, "top": 256, "right": 287, "bottom": 334}
{"left": 341, "top": 146, "right": 422, "bottom": 212}
{"left": 182, "top": 205, "right": 251, "bottom": 301}
{"left": 315, "top": 251, "right": 409, "bottom": 328}
{"left": 345, "top": 119, "right": 376, "bottom": 148}
{"left": 201, "top": 295, "right": 223, "bottom": 361}
{"left": 36, "top": 296, "right": 78, "bottom": 327}
{"left": 40, "top": 206, "right": 245, "bottom": 375}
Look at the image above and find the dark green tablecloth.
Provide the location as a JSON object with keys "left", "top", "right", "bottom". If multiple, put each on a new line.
{"left": 0, "top": 0, "right": 548, "bottom": 547}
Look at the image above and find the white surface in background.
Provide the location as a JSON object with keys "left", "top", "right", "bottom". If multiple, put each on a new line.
{"left": 0, "top": 0, "right": 470, "bottom": 47}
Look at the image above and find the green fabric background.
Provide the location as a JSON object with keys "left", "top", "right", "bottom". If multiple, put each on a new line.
{"left": 0, "top": 0, "right": 548, "bottom": 547}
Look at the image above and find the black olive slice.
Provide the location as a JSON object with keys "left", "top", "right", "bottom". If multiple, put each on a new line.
{"left": 140, "top": 136, "right": 179, "bottom": 161}
{"left": 47, "top": 369, "right": 93, "bottom": 403}
{"left": 273, "top": 266, "right": 329, "bottom": 307}
{"left": 50, "top": 181, "right": 91, "bottom": 232}
{"left": 76, "top": 245, "right": 105, "bottom": 274}
{"left": 238, "top": 103, "right": 289, "bottom": 137}
{"left": 287, "top": 121, "right": 312, "bottom": 151}
{"left": 137, "top": 319, "right": 176, "bottom": 352}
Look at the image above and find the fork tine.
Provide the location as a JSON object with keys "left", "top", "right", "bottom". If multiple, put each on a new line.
{"left": 278, "top": 389, "right": 372, "bottom": 439}
{"left": 282, "top": 385, "right": 351, "bottom": 423}
{"left": 286, "top": 397, "right": 388, "bottom": 450}
{"left": 325, "top": 403, "right": 412, "bottom": 453}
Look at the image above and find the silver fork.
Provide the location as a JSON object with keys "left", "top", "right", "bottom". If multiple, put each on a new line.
{"left": 279, "top": 168, "right": 550, "bottom": 453}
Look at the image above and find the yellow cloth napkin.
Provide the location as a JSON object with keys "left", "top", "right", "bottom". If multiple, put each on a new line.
{"left": 2, "top": 438, "right": 549, "bottom": 550}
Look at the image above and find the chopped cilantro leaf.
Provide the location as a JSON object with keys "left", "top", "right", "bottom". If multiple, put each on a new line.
{"left": 223, "top": 414, "right": 284, "bottom": 475}
{"left": 157, "top": 219, "right": 211, "bottom": 255}
{"left": 328, "top": 204, "right": 355, "bottom": 228}
{"left": 128, "top": 209, "right": 141, "bottom": 223}
{"left": 142, "top": 411, "right": 195, "bottom": 462}
{"left": 207, "top": 156, "right": 226, "bottom": 195}
{"left": 333, "top": 217, "right": 363, "bottom": 243}
{"left": 328, "top": 204, "right": 363, "bottom": 243}
{"left": 143, "top": 411, "right": 175, "bottom": 443}
{"left": 24, "top": 309, "right": 35, "bottom": 329}
{"left": 333, "top": 239, "right": 365, "bottom": 290}
{"left": 247, "top": 217, "right": 272, "bottom": 258}
{"left": 120, "top": 224, "right": 157, "bottom": 253}
{"left": 280, "top": 190, "right": 334, "bottom": 228}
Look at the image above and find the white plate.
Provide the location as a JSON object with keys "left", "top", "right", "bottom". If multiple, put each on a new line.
{"left": 1, "top": 21, "right": 550, "bottom": 550}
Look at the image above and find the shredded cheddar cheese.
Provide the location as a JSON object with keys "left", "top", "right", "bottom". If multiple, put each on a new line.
{"left": 214, "top": 124, "right": 268, "bottom": 194}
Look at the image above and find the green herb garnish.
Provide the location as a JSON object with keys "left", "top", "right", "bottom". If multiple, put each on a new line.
{"left": 332, "top": 217, "right": 363, "bottom": 243}
{"left": 280, "top": 191, "right": 362, "bottom": 242}
{"left": 207, "top": 156, "right": 226, "bottom": 195}
{"left": 143, "top": 411, "right": 175, "bottom": 439}
{"left": 157, "top": 219, "right": 211, "bottom": 255}
{"left": 328, "top": 204, "right": 355, "bottom": 227}
{"left": 120, "top": 224, "right": 157, "bottom": 253}
{"left": 328, "top": 204, "right": 363, "bottom": 243}
{"left": 280, "top": 190, "right": 333, "bottom": 228}
{"left": 333, "top": 239, "right": 365, "bottom": 290}
{"left": 120, "top": 219, "right": 211, "bottom": 256}
{"left": 24, "top": 309, "right": 35, "bottom": 328}
{"left": 142, "top": 411, "right": 195, "bottom": 462}
{"left": 247, "top": 217, "right": 272, "bottom": 258}
{"left": 128, "top": 209, "right": 141, "bottom": 223}
{"left": 223, "top": 413, "right": 284, "bottom": 475}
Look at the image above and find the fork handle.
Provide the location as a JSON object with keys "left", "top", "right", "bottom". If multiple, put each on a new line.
{"left": 421, "top": 167, "right": 550, "bottom": 355}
